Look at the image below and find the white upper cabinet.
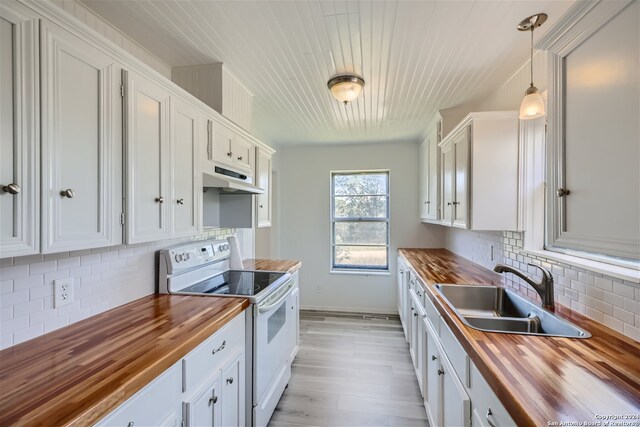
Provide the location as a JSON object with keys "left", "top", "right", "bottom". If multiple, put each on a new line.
{"left": 256, "top": 148, "right": 273, "bottom": 228}
{"left": 208, "top": 120, "right": 256, "bottom": 175}
{"left": 40, "top": 19, "right": 122, "bottom": 253}
{"left": 419, "top": 119, "right": 441, "bottom": 223}
{"left": 0, "top": 4, "right": 39, "bottom": 258}
{"left": 124, "top": 70, "right": 171, "bottom": 244}
{"left": 171, "top": 98, "right": 202, "bottom": 238}
{"left": 439, "top": 112, "right": 520, "bottom": 231}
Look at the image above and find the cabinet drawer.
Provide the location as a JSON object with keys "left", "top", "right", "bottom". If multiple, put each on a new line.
{"left": 422, "top": 292, "right": 440, "bottom": 334}
{"left": 439, "top": 319, "right": 469, "bottom": 387}
{"left": 97, "top": 363, "right": 181, "bottom": 426}
{"left": 183, "top": 311, "right": 245, "bottom": 393}
{"left": 470, "top": 363, "right": 515, "bottom": 427}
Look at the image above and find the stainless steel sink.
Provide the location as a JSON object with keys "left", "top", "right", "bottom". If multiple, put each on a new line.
{"left": 434, "top": 284, "right": 590, "bottom": 338}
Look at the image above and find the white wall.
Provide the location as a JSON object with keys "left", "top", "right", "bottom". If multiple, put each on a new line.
{"left": 278, "top": 141, "right": 445, "bottom": 314}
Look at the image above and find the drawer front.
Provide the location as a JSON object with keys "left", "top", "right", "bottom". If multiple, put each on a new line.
{"left": 183, "top": 311, "right": 245, "bottom": 393}
{"left": 439, "top": 318, "right": 469, "bottom": 387}
{"left": 422, "top": 292, "right": 440, "bottom": 334}
{"left": 470, "top": 363, "right": 515, "bottom": 427}
{"left": 97, "top": 363, "right": 181, "bottom": 426}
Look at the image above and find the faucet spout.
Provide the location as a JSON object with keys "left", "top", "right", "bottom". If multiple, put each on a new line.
{"left": 493, "top": 263, "right": 555, "bottom": 310}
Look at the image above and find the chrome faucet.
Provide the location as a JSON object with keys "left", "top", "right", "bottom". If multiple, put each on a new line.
{"left": 493, "top": 263, "right": 555, "bottom": 310}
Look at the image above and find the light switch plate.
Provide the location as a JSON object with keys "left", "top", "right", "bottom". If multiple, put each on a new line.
{"left": 54, "top": 278, "right": 74, "bottom": 308}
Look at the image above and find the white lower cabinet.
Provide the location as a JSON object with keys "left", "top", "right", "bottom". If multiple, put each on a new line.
{"left": 98, "top": 311, "right": 246, "bottom": 427}
{"left": 399, "top": 257, "right": 516, "bottom": 427}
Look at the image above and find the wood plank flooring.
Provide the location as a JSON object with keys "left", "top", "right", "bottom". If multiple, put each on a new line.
{"left": 269, "top": 311, "right": 429, "bottom": 427}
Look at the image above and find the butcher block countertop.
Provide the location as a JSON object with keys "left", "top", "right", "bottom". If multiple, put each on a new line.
{"left": 399, "top": 248, "right": 640, "bottom": 427}
{"left": 0, "top": 294, "right": 249, "bottom": 426}
{"left": 243, "top": 258, "right": 302, "bottom": 273}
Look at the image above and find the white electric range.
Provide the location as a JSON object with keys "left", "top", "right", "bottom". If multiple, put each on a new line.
{"left": 159, "top": 239, "right": 298, "bottom": 427}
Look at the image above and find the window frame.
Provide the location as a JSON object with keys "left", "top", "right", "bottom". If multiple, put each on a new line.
{"left": 541, "top": 0, "right": 639, "bottom": 264}
{"left": 329, "top": 170, "right": 390, "bottom": 273}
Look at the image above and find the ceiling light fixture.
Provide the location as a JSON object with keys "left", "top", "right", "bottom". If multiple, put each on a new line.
{"left": 518, "top": 13, "right": 548, "bottom": 120}
{"left": 327, "top": 75, "right": 365, "bottom": 105}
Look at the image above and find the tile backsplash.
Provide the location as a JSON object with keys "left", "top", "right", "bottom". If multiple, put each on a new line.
{"left": 0, "top": 227, "right": 235, "bottom": 350}
{"left": 445, "top": 228, "right": 640, "bottom": 341}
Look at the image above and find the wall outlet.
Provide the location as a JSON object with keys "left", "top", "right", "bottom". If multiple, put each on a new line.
{"left": 54, "top": 278, "right": 74, "bottom": 308}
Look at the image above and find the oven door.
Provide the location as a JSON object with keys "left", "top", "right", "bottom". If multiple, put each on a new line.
{"left": 254, "top": 278, "right": 295, "bottom": 404}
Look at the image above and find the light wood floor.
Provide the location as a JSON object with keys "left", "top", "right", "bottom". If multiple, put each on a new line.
{"left": 268, "top": 310, "right": 429, "bottom": 427}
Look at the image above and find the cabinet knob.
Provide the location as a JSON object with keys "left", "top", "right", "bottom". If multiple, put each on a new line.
{"left": 424, "top": 201, "right": 430, "bottom": 204}
{"left": 177, "top": 198, "right": 184, "bottom": 205}
{"left": 237, "top": 156, "right": 243, "bottom": 161}
{"left": 438, "top": 369, "right": 444, "bottom": 376}
{"left": 154, "top": 196, "right": 164, "bottom": 204}
{"left": 453, "top": 201, "right": 461, "bottom": 205}
{"left": 2, "top": 183, "right": 21, "bottom": 195}
{"left": 226, "top": 377, "right": 234, "bottom": 384}
{"left": 431, "top": 355, "right": 437, "bottom": 361}
{"left": 208, "top": 395, "right": 218, "bottom": 406}
{"left": 447, "top": 202, "right": 452, "bottom": 206}
{"left": 127, "top": 423, "right": 134, "bottom": 427}
{"left": 60, "top": 189, "right": 75, "bottom": 198}
{"left": 227, "top": 152, "right": 233, "bottom": 157}
{"left": 259, "top": 204, "right": 264, "bottom": 208}
{"left": 413, "top": 312, "right": 418, "bottom": 317}
{"left": 557, "top": 188, "right": 571, "bottom": 197}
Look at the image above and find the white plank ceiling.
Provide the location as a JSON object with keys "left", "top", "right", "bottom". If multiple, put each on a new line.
{"left": 80, "top": 0, "right": 574, "bottom": 145}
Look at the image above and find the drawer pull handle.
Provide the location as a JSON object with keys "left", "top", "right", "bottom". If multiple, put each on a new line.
{"left": 486, "top": 408, "right": 497, "bottom": 427}
{"left": 212, "top": 340, "right": 226, "bottom": 354}
{"left": 226, "top": 377, "right": 234, "bottom": 384}
{"left": 209, "top": 395, "right": 218, "bottom": 406}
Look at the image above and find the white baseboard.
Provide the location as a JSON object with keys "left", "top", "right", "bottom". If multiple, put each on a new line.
{"left": 300, "top": 305, "right": 396, "bottom": 315}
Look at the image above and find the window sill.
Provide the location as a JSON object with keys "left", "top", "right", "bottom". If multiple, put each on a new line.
{"left": 330, "top": 269, "right": 391, "bottom": 277}
{"left": 521, "top": 249, "right": 640, "bottom": 284}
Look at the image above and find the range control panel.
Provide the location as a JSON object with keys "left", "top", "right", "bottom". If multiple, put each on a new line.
{"left": 164, "top": 240, "right": 231, "bottom": 273}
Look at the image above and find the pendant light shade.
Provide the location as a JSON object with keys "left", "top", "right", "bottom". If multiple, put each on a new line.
{"left": 520, "top": 86, "right": 545, "bottom": 120}
{"left": 518, "top": 13, "right": 547, "bottom": 120}
{"left": 327, "top": 75, "right": 364, "bottom": 105}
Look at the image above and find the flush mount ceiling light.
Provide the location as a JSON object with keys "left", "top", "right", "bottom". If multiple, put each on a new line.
{"left": 518, "top": 12, "right": 548, "bottom": 120}
{"left": 327, "top": 75, "right": 365, "bottom": 105}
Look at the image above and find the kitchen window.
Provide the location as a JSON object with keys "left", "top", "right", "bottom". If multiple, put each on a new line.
{"left": 330, "top": 170, "right": 390, "bottom": 272}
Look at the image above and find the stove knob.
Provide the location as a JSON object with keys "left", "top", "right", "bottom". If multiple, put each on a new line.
{"left": 184, "top": 253, "right": 191, "bottom": 260}
{"left": 175, "top": 254, "right": 183, "bottom": 262}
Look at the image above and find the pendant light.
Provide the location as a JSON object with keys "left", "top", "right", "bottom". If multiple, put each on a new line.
{"left": 327, "top": 75, "right": 365, "bottom": 105}
{"left": 518, "top": 13, "right": 547, "bottom": 120}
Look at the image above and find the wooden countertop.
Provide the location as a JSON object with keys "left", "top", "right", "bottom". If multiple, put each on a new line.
{"left": 243, "top": 258, "right": 302, "bottom": 273}
{"left": 0, "top": 294, "right": 250, "bottom": 426}
{"left": 399, "top": 248, "right": 640, "bottom": 427}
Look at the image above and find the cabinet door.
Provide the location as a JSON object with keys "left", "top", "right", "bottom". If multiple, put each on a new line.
{"left": 441, "top": 352, "right": 471, "bottom": 427}
{"left": 184, "top": 373, "right": 222, "bottom": 427}
{"left": 171, "top": 98, "right": 201, "bottom": 238}
{"left": 419, "top": 139, "right": 430, "bottom": 220}
{"left": 212, "top": 122, "right": 234, "bottom": 168}
{"left": 231, "top": 135, "right": 254, "bottom": 172}
{"left": 453, "top": 127, "right": 469, "bottom": 229}
{"left": 409, "top": 292, "right": 419, "bottom": 367}
{"left": 288, "top": 283, "right": 299, "bottom": 361}
{"left": 427, "top": 125, "right": 440, "bottom": 220}
{"left": 396, "top": 261, "right": 406, "bottom": 329}
{"left": 0, "top": 7, "right": 38, "bottom": 258}
{"left": 441, "top": 147, "right": 454, "bottom": 226}
{"left": 41, "top": 20, "right": 122, "bottom": 253}
{"left": 221, "top": 350, "right": 245, "bottom": 427}
{"left": 124, "top": 70, "right": 171, "bottom": 243}
{"left": 256, "top": 149, "right": 272, "bottom": 227}
{"left": 425, "top": 323, "right": 442, "bottom": 427}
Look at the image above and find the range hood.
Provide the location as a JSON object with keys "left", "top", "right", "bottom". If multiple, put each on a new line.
{"left": 203, "top": 166, "right": 264, "bottom": 195}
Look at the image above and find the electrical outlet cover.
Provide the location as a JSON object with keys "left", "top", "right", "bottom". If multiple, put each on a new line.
{"left": 54, "top": 278, "right": 74, "bottom": 308}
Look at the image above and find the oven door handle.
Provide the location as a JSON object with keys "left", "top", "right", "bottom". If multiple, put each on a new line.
{"left": 258, "top": 279, "right": 295, "bottom": 314}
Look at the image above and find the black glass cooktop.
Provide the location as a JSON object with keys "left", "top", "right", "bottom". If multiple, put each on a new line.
{"left": 182, "top": 270, "right": 286, "bottom": 296}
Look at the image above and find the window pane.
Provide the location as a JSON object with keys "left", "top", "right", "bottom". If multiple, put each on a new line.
{"left": 335, "top": 222, "right": 387, "bottom": 245}
{"left": 334, "top": 173, "right": 388, "bottom": 195}
{"left": 334, "top": 196, "right": 387, "bottom": 218}
{"left": 334, "top": 246, "right": 388, "bottom": 268}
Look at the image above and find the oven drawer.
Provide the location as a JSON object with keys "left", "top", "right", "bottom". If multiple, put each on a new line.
{"left": 182, "top": 310, "right": 246, "bottom": 393}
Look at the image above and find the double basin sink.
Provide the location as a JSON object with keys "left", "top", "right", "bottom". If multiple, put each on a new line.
{"left": 434, "top": 284, "right": 590, "bottom": 338}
